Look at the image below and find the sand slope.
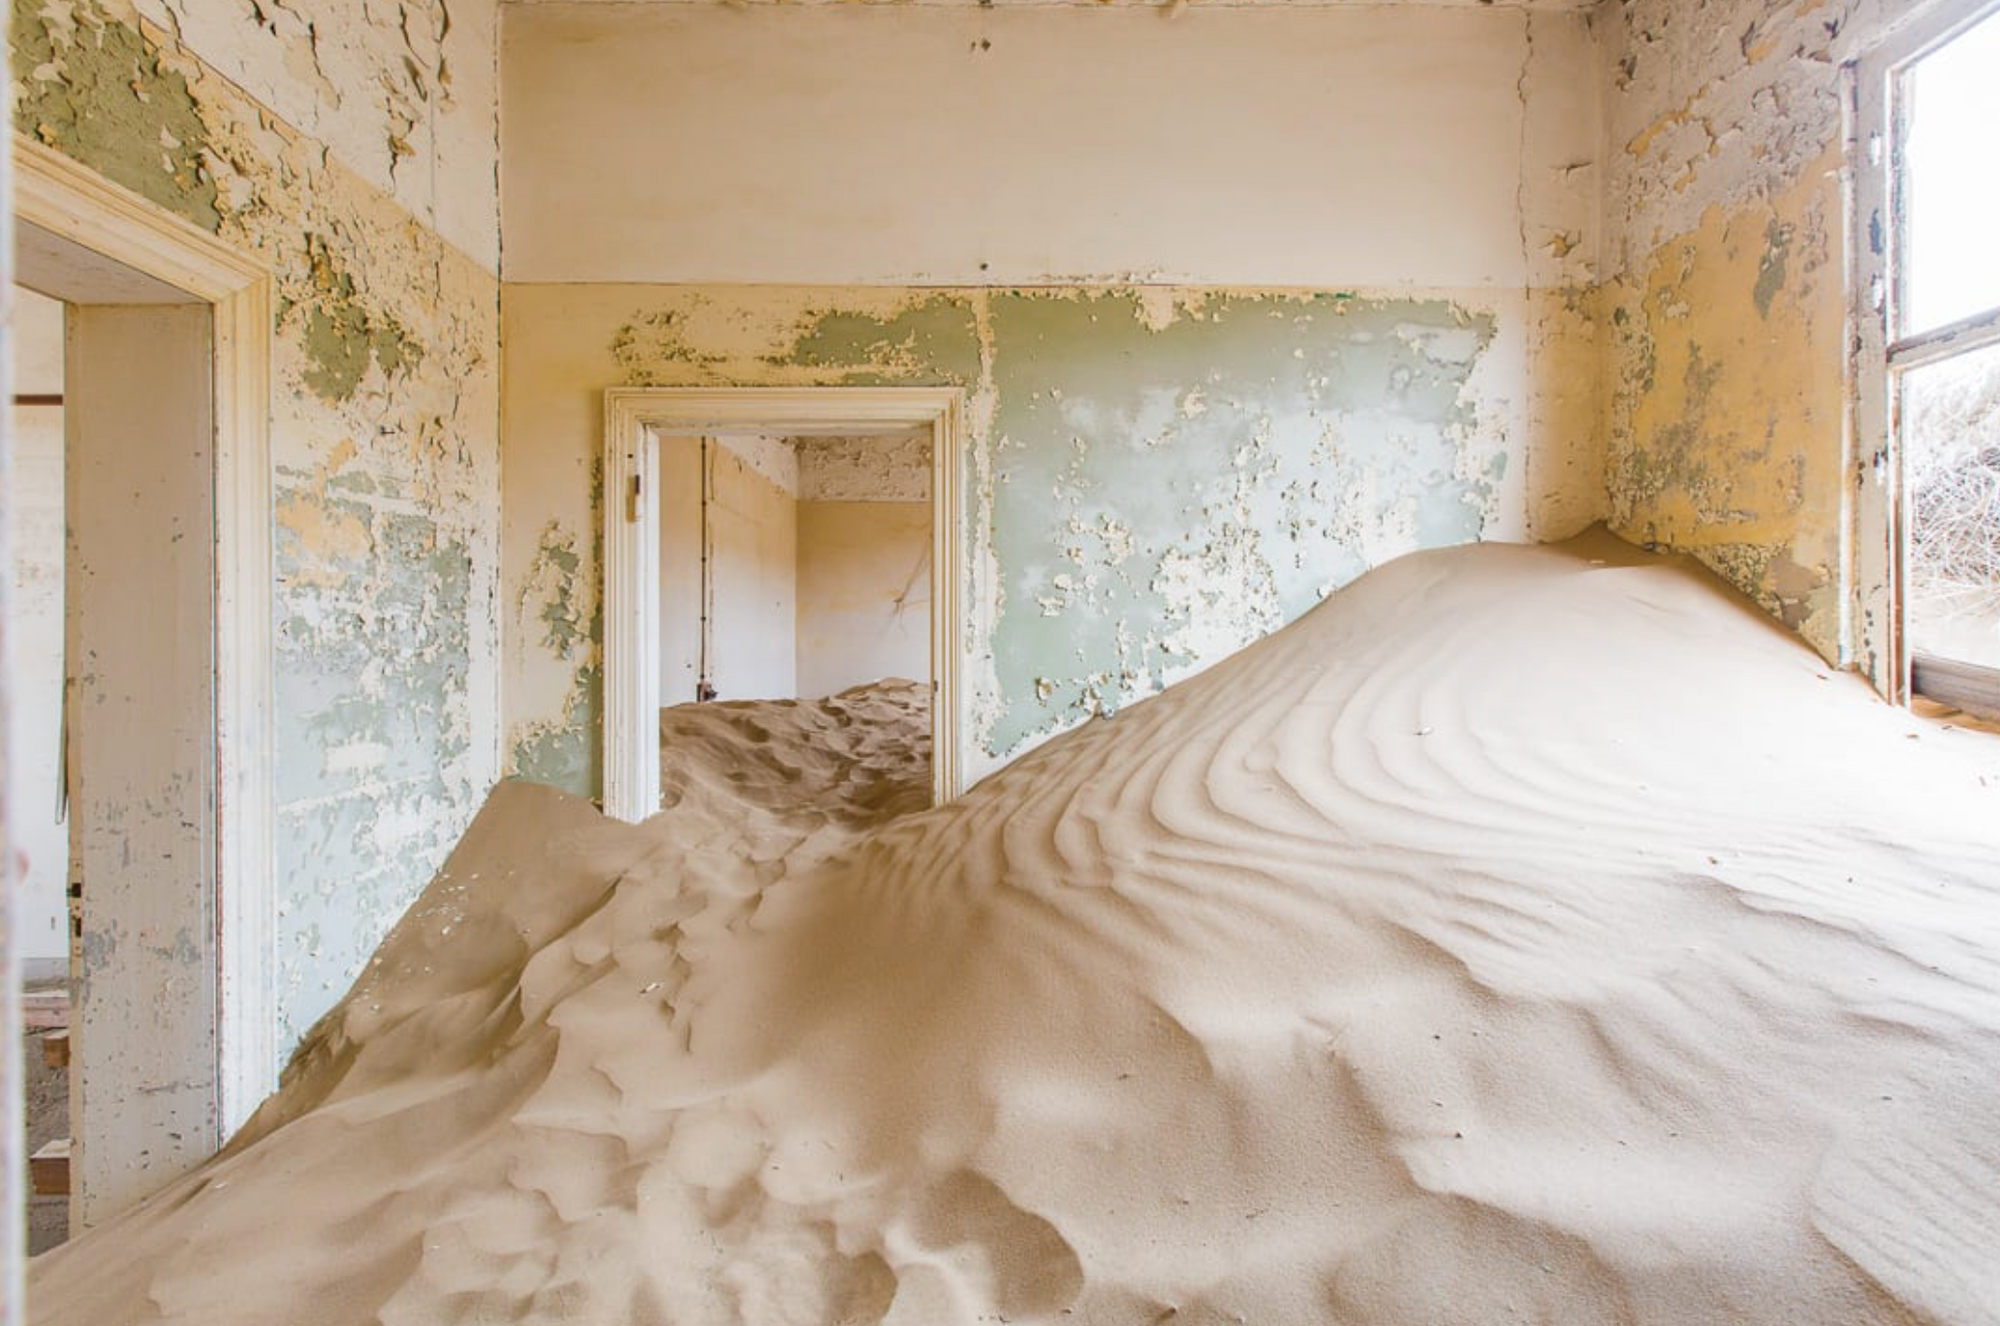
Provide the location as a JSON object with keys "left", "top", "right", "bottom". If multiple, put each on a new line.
{"left": 32, "top": 537, "right": 2000, "bottom": 1325}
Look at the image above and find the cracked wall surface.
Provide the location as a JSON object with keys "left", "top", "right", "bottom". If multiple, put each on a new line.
{"left": 13, "top": 0, "right": 502, "bottom": 1047}
{"left": 1601, "top": 0, "right": 1951, "bottom": 667}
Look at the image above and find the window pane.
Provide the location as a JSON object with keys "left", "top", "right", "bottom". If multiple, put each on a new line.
{"left": 1904, "top": 340, "right": 2000, "bottom": 671}
{"left": 1902, "top": 6, "right": 2000, "bottom": 336}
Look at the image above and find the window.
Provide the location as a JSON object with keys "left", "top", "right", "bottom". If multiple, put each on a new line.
{"left": 1855, "top": 2, "right": 2000, "bottom": 719}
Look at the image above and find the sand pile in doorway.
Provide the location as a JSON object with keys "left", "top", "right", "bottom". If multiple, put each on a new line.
{"left": 660, "top": 678, "right": 932, "bottom": 829}
{"left": 31, "top": 535, "right": 2000, "bottom": 1326}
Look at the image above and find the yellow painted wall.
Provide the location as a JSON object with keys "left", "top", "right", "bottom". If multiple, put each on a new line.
{"left": 1599, "top": 0, "right": 1967, "bottom": 671}
{"left": 1604, "top": 148, "right": 1848, "bottom": 658}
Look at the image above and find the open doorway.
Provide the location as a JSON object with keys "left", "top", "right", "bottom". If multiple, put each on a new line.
{"left": 601, "top": 388, "right": 964, "bottom": 821}
{"left": 11, "top": 142, "right": 276, "bottom": 1239}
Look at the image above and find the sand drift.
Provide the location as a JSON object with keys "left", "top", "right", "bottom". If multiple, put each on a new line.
{"left": 32, "top": 538, "right": 2000, "bottom": 1325}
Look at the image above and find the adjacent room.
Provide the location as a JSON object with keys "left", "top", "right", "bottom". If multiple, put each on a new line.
{"left": 4, "top": 0, "right": 1998, "bottom": 1321}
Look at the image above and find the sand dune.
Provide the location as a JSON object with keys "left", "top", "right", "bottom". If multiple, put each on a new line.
{"left": 31, "top": 536, "right": 2000, "bottom": 1325}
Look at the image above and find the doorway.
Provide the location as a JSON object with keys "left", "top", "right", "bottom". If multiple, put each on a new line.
{"left": 12, "top": 140, "right": 276, "bottom": 1233}
{"left": 602, "top": 388, "right": 965, "bottom": 821}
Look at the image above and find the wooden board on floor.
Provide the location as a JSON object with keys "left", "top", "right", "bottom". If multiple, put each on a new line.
{"left": 30, "top": 1139, "right": 69, "bottom": 1196}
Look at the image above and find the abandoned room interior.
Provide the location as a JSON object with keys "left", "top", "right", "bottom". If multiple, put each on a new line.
{"left": 2, "top": 0, "right": 1999, "bottom": 1319}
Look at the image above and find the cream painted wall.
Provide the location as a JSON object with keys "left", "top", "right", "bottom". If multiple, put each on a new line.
{"left": 661, "top": 435, "right": 802, "bottom": 703}
{"left": 500, "top": 3, "right": 1597, "bottom": 290}
{"left": 796, "top": 501, "right": 931, "bottom": 699}
{"left": 708, "top": 441, "right": 799, "bottom": 701}
{"left": 9, "top": 287, "right": 68, "bottom": 965}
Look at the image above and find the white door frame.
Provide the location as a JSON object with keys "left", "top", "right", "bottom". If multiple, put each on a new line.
{"left": 602, "top": 386, "right": 965, "bottom": 821}
{"left": 14, "top": 134, "right": 278, "bottom": 1132}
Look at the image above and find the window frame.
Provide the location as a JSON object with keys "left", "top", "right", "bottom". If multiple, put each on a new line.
{"left": 1849, "top": 0, "right": 2000, "bottom": 719}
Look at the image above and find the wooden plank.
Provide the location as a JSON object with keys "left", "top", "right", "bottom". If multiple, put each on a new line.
{"left": 22, "top": 991, "right": 68, "bottom": 1030}
{"left": 30, "top": 1140, "right": 70, "bottom": 1197}
{"left": 41, "top": 1029, "right": 69, "bottom": 1070}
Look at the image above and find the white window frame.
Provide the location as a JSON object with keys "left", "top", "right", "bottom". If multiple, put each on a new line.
{"left": 1849, "top": 0, "right": 2000, "bottom": 717}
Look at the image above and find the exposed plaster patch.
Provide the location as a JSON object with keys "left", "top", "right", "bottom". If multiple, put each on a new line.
{"left": 520, "top": 520, "right": 595, "bottom": 657}
{"left": 1603, "top": 0, "right": 1907, "bottom": 275}
{"left": 713, "top": 433, "right": 800, "bottom": 498}
{"left": 508, "top": 462, "right": 604, "bottom": 794}
{"left": 299, "top": 233, "right": 425, "bottom": 401}
{"left": 1605, "top": 148, "right": 1844, "bottom": 660}
{"left": 275, "top": 438, "right": 374, "bottom": 587}
{"left": 13, "top": 0, "right": 222, "bottom": 229}
{"left": 130, "top": 0, "right": 499, "bottom": 270}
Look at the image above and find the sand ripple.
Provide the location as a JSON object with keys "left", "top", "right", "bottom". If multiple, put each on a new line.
{"left": 31, "top": 537, "right": 2000, "bottom": 1324}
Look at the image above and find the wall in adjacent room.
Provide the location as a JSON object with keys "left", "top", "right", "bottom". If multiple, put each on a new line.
{"left": 796, "top": 501, "right": 932, "bottom": 700}
{"left": 794, "top": 433, "right": 934, "bottom": 699}
{"left": 709, "top": 438, "right": 800, "bottom": 702}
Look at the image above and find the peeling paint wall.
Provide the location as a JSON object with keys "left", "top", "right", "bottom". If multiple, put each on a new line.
{"left": 1600, "top": 0, "right": 1947, "bottom": 666}
{"left": 797, "top": 433, "right": 933, "bottom": 504}
{"left": 13, "top": 0, "right": 502, "bottom": 1049}
{"left": 498, "top": 0, "right": 1607, "bottom": 794}
{"left": 503, "top": 282, "right": 1593, "bottom": 790}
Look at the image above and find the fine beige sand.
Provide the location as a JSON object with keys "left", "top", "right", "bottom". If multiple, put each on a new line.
{"left": 659, "top": 678, "right": 932, "bottom": 829}
{"left": 31, "top": 536, "right": 2000, "bottom": 1325}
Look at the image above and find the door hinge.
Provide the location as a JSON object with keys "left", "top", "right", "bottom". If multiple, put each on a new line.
{"left": 626, "top": 472, "right": 642, "bottom": 523}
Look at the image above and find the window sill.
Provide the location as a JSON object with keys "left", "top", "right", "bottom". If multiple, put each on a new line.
{"left": 1913, "top": 652, "right": 2000, "bottom": 725}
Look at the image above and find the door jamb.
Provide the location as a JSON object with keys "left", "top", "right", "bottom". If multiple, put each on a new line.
{"left": 602, "top": 386, "right": 965, "bottom": 821}
{"left": 14, "top": 133, "right": 278, "bottom": 1132}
